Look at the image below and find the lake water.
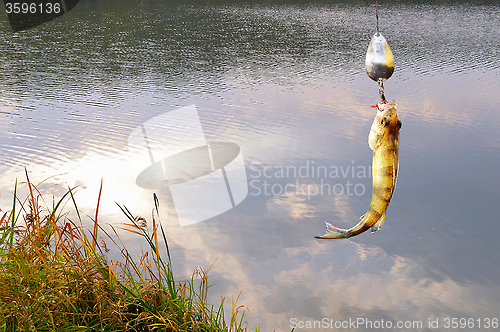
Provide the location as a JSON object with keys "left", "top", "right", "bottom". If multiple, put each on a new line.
{"left": 1, "top": 1, "right": 500, "bottom": 331}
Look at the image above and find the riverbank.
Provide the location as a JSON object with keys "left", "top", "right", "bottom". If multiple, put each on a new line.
{"left": 0, "top": 173, "right": 255, "bottom": 331}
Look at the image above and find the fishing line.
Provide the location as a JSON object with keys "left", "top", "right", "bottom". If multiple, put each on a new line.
{"left": 376, "top": 1, "right": 383, "bottom": 102}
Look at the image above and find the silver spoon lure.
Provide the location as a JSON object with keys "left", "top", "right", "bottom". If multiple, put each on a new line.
{"left": 365, "top": 3, "right": 394, "bottom": 101}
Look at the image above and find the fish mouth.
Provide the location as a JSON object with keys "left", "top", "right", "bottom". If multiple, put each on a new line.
{"left": 377, "top": 102, "right": 397, "bottom": 112}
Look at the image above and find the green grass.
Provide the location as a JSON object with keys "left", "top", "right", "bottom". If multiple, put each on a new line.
{"left": 0, "top": 171, "right": 256, "bottom": 331}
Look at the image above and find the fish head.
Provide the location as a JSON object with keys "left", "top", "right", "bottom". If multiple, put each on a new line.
{"left": 368, "top": 102, "right": 402, "bottom": 150}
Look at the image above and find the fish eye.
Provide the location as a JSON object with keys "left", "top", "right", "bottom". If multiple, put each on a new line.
{"left": 380, "top": 118, "right": 385, "bottom": 125}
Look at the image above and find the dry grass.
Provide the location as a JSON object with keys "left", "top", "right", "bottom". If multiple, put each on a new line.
{"left": 0, "top": 170, "right": 255, "bottom": 332}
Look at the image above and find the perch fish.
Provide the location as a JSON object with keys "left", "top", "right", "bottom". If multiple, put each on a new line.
{"left": 316, "top": 102, "right": 401, "bottom": 239}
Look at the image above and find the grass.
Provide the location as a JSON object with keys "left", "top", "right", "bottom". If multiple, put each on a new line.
{"left": 0, "top": 171, "right": 256, "bottom": 331}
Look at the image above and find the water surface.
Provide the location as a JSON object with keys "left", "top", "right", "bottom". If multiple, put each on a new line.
{"left": 1, "top": 1, "right": 500, "bottom": 330}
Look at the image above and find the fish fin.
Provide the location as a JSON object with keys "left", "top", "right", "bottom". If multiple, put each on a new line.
{"left": 315, "top": 221, "right": 348, "bottom": 239}
{"left": 370, "top": 212, "right": 386, "bottom": 233}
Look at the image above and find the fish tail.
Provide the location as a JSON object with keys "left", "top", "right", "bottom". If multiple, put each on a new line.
{"left": 315, "top": 221, "right": 350, "bottom": 239}
{"left": 316, "top": 210, "right": 386, "bottom": 239}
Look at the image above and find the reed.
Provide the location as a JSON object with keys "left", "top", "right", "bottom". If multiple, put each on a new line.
{"left": 0, "top": 171, "right": 256, "bottom": 332}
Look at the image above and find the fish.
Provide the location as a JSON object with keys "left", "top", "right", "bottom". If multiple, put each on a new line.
{"left": 316, "top": 102, "right": 401, "bottom": 239}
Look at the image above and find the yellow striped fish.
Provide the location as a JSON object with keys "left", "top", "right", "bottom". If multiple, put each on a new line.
{"left": 316, "top": 102, "right": 401, "bottom": 239}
